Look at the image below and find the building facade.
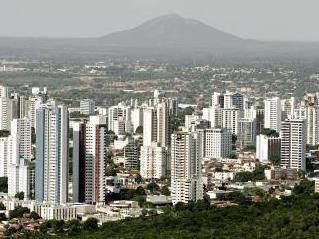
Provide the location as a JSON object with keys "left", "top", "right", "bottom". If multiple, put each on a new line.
{"left": 171, "top": 132, "right": 203, "bottom": 204}
{"left": 35, "top": 105, "right": 69, "bottom": 204}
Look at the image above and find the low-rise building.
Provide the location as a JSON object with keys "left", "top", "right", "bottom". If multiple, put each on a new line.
{"left": 264, "top": 168, "right": 298, "bottom": 180}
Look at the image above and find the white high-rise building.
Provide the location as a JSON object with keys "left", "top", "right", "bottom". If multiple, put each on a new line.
{"left": 281, "top": 97, "right": 295, "bottom": 120}
{"left": 113, "top": 117, "right": 126, "bottom": 135}
{"left": 0, "top": 98, "right": 17, "bottom": 130}
{"left": 0, "top": 137, "right": 9, "bottom": 177}
{"left": 0, "top": 85, "right": 8, "bottom": 98}
{"left": 7, "top": 118, "right": 32, "bottom": 199}
{"left": 143, "top": 102, "right": 169, "bottom": 147}
{"left": 28, "top": 96, "right": 43, "bottom": 129}
{"left": 256, "top": 135, "right": 281, "bottom": 163}
{"left": 223, "top": 92, "right": 233, "bottom": 109}
{"left": 222, "top": 108, "right": 239, "bottom": 135}
{"left": 130, "top": 107, "right": 143, "bottom": 133}
{"left": 140, "top": 143, "right": 167, "bottom": 179}
{"left": 197, "top": 128, "right": 232, "bottom": 159}
{"left": 80, "top": 99, "right": 95, "bottom": 115}
{"left": 305, "top": 106, "right": 319, "bottom": 146}
{"left": 294, "top": 104, "right": 319, "bottom": 146}
{"left": 185, "top": 114, "right": 201, "bottom": 131}
{"left": 156, "top": 102, "right": 169, "bottom": 147}
{"left": 211, "top": 92, "right": 223, "bottom": 107}
{"left": 35, "top": 105, "right": 69, "bottom": 204}
{"left": 264, "top": 97, "right": 282, "bottom": 132}
{"left": 8, "top": 159, "right": 30, "bottom": 200}
{"left": 171, "top": 132, "right": 203, "bottom": 204}
{"left": 143, "top": 107, "right": 157, "bottom": 146}
{"left": 244, "top": 105, "right": 257, "bottom": 120}
{"left": 202, "top": 106, "right": 222, "bottom": 128}
{"left": 280, "top": 119, "right": 306, "bottom": 170}
{"left": 8, "top": 118, "right": 32, "bottom": 162}
{"left": 108, "top": 103, "right": 131, "bottom": 133}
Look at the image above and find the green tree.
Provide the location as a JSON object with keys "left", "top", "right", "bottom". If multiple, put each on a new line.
{"left": 161, "top": 186, "right": 170, "bottom": 196}
{"left": 15, "top": 191, "right": 24, "bottom": 200}
{"left": 293, "top": 179, "right": 314, "bottom": 195}
{"left": 4, "top": 227, "right": 17, "bottom": 237}
{"left": 31, "top": 127, "right": 36, "bottom": 144}
{"left": 232, "top": 134, "right": 237, "bottom": 145}
{"left": 0, "top": 130, "right": 10, "bottom": 137}
{"left": 146, "top": 182, "right": 160, "bottom": 193}
{"left": 260, "top": 128, "right": 279, "bottom": 137}
{"left": 0, "top": 177, "right": 8, "bottom": 193}
{"left": 0, "top": 202, "right": 5, "bottom": 210}
{"left": 65, "top": 219, "right": 81, "bottom": 235}
{"left": 105, "top": 164, "right": 118, "bottom": 176}
{"left": 0, "top": 213, "right": 6, "bottom": 221}
{"left": 83, "top": 218, "right": 99, "bottom": 231}
{"left": 9, "top": 206, "right": 30, "bottom": 219}
{"left": 270, "top": 155, "right": 281, "bottom": 165}
{"left": 135, "top": 174, "right": 143, "bottom": 183}
{"left": 51, "top": 219, "right": 65, "bottom": 233}
{"left": 133, "top": 195, "right": 146, "bottom": 207}
{"left": 244, "top": 144, "right": 256, "bottom": 152}
{"left": 30, "top": 211, "right": 41, "bottom": 220}
{"left": 135, "top": 126, "right": 143, "bottom": 134}
{"left": 135, "top": 186, "right": 146, "bottom": 196}
{"left": 229, "top": 153, "right": 238, "bottom": 159}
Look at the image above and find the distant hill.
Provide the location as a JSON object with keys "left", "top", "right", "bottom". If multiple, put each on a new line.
{"left": 100, "top": 14, "right": 245, "bottom": 50}
{"left": 1, "top": 14, "right": 319, "bottom": 63}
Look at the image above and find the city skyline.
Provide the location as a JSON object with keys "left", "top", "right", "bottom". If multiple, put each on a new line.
{"left": 1, "top": 2, "right": 319, "bottom": 236}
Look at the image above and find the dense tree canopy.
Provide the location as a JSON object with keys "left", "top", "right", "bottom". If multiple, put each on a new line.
{"left": 0, "top": 177, "right": 8, "bottom": 193}
{"left": 233, "top": 165, "right": 266, "bottom": 182}
{"left": 260, "top": 128, "right": 279, "bottom": 137}
{"left": 17, "top": 180, "right": 319, "bottom": 239}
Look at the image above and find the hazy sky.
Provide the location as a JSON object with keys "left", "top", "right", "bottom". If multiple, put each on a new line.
{"left": 2, "top": 0, "right": 319, "bottom": 41}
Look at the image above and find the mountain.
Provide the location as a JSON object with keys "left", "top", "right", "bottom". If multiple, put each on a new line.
{"left": 100, "top": 14, "right": 245, "bottom": 50}
{"left": 0, "top": 14, "right": 319, "bottom": 63}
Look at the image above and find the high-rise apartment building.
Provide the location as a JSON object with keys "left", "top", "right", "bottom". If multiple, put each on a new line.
{"left": 222, "top": 108, "right": 239, "bottom": 135}
{"left": 211, "top": 92, "right": 224, "bottom": 108}
{"left": 0, "top": 85, "right": 8, "bottom": 98}
{"left": 124, "top": 137, "right": 139, "bottom": 170}
{"left": 130, "top": 107, "right": 143, "bottom": 133}
{"left": 28, "top": 96, "right": 43, "bottom": 129}
{"left": 72, "top": 121, "right": 86, "bottom": 203}
{"left": 35, "top": 105, "right": 69, "bottom": 204}
{"left": 80, "top": 99, "right": 95, "bottom": 115}
{"left": 202, "top": 106, "right": 222, "bottom": 128}
{"left": 256, "top": 134, "right": 281, "bottom": 163}
{"left": 7, "top": 118, "right": 32, "bottom": 199}
{"left": 171, "top": 132, "right": 203, "bottom": 204}
{"left": 143, "top": 102, "right": 169, "bottom": 147}
{"left": 0, "top": 98, "right": 18, "bottom": 130}
{"left": 255, "top": 108, "right": 264, "bottom": 135}
{"left": 0, "top": 137, "right": 9, "bottom": 177}
{"left": 140, "top": 143, "right": 167, "bottom": 179}
{"left": 264, "top": 97, "right": 282, "bottom": 132}
{"left": 305, "top": 106, "right": 319, "bottom": 146}
{"left": 197, "top": 128, "right": 232, "bottom": 159}
{"left": 238, "top": 118, "right": 256, "bottom": 148}
{"left": 108, "top": 103, "right": 131, "bottom": 133}
{"left": 73, "top": 116, "right": 107, "bottom": 203}
{"left": 280, "top": 119, "right": 306, "bottom": 170}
